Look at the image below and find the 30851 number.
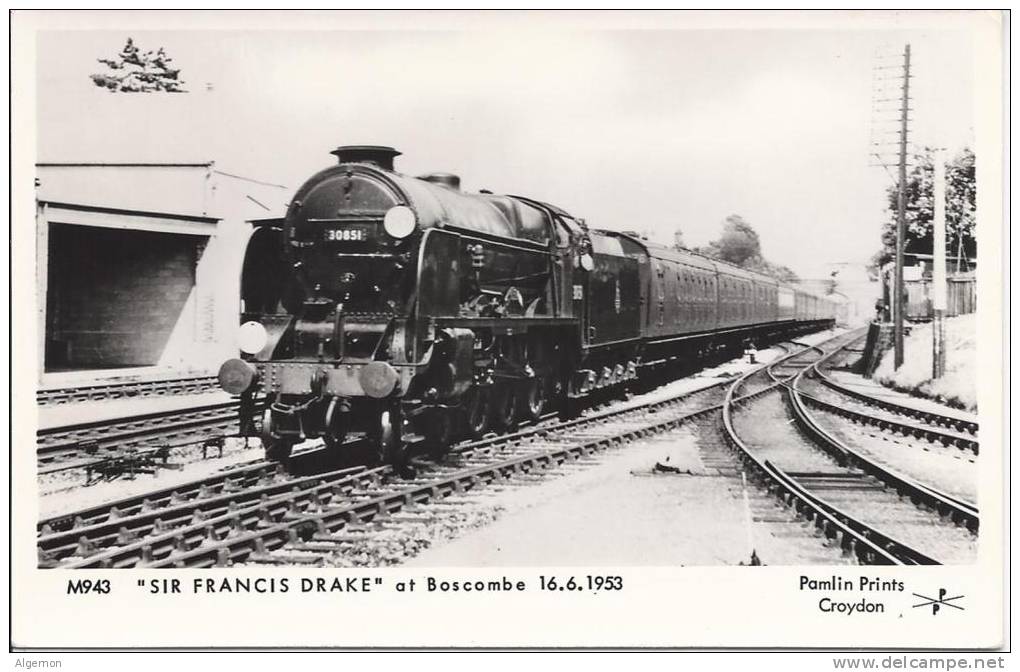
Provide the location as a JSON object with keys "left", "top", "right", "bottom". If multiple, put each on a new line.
{"left": 324, "top": 228, "right": 366, "bottom": 242}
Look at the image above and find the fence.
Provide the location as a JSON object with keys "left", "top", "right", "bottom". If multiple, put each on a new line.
{"left": 880, "top": 267, "right": 976, "bottom": 322}
{"left": 903, "top": 273, "right": 976, "bottom": 321}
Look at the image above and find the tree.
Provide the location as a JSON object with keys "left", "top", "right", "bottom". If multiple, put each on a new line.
{"left": 744, "top": 255, "right": 800, "bottom": 284}
{"left": 699, "top": 215, "right": 761, "bottom": 265}
{"left": 873, "top": 147, "right": 976, "bottom": 271}
{"left": 696, "top": 214, "right": 798, "bottom": 282}
{"left": 90, "top": 38, "right": 187, "bottom": 93}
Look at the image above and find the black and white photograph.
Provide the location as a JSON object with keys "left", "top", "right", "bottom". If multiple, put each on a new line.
{"left": 10, "top": 9, "right": 1007, "bottom": 652}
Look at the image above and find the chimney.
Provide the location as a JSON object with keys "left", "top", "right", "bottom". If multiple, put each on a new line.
{"left": 330, "top": 145, "right": 401, "bottom": 171}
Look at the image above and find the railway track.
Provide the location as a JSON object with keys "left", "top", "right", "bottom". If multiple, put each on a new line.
{"left": 39, "top": 329, "right": 978, "bottom": 569}
{"left": 41, "top": 351, "right": 785, "bottom": 568}
{"left": 40, "top": 459, "right": 292, "bottom": 537}
{"left": 804, "top": 338, "right": 979, "bottom": 453}
{"left": 794, "top": 339, "right": 978, "bottom": 506}
{"left": 722, "top": 330, "right": 977, "bottom": 566}
{"left": 37, "top": 399, "right": 255, "bottom": 476}
{"left": 37, "top": 375, "right": 220, "bottom": 406}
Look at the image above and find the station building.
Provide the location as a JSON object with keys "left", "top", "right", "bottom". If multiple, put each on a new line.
{"left": 35, "top": 162, "right": 290, "bottom": 386}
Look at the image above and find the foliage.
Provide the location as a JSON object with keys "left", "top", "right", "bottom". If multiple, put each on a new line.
{"left": 872, "top": 147, "right": 976, "bottom": 270}
{"left": 90, "top": 38, "right": 186, "bottom": 93}
{"left": 743, "top": 255, "right": 801, "bottom": 284}
{"left": 694, "top": 215, "right": 799, "bottom": 283}
{"left": 697, "top": 215, "right": 759, "bottom": 265}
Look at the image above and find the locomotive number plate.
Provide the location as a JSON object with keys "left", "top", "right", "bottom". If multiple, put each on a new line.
{"left": 324, "top": 227, "right": 369, "bottom": 242}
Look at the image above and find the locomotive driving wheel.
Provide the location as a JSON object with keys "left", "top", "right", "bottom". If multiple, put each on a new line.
{"left": 519, "top": 337, "right": 547, "bottom": 422}
{"left": 464, "top": 386, "right": 491, "bottom": 439}
{"left": 519, "top": 377, "right": 546, "bottom": 422}
{"left": 490, "top": 383, "right": 518, "bottom": 432}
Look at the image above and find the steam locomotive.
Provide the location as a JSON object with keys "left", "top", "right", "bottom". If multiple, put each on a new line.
{"left": 218, "top": 145, "right": 836, "bottom": 463}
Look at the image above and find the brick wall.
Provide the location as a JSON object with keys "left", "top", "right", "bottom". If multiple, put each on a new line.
{"left": 45, "top": 223, "right": 206, "bottom": 370}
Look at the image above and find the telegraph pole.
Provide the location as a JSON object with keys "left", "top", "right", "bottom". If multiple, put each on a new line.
{"left": 893, "top": 43, "right": 911, "bottom": 370}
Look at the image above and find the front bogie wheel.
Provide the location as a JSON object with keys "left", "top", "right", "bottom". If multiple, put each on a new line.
{"left": 263, "top": 435, "right": 295, "bottom": 462}
{"left": 373, "top": 408, "right": 406, "bottom": 467}
{"left": 321, "top": 398, "right": 347, "bottom": 451}
{"left": 421, "top": 408, "right": 455, "bottom": 457}
{"left": 261, "top": 407, "right": 295, "bottom": 462}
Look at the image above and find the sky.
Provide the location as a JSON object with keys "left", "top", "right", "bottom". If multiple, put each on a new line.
{"left": 34, "top": 15, "right": 981, "bottom": 279}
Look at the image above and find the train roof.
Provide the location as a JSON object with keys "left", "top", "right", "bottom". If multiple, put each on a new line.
{"left": 599, "top": 232, "right": 839, "bottom": 304}
{"left": 606, "top": 232, "right": 785, "bottom": 286}
{"left": 646, "top": 242, "right": 720, "bottom": 273}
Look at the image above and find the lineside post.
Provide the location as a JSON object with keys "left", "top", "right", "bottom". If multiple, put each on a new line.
{"left": 932, "top": 148, "right": 948, "bottom": 379}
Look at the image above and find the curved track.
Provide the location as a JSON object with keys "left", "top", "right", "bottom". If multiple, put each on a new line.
{"left": 805, "top": 337, "right": 978, "bottom": 453}
{"left": 721, "top": 330, "right": 977, "bottom": 566}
